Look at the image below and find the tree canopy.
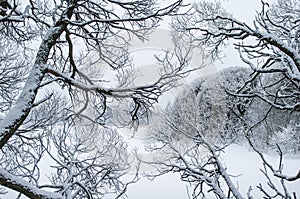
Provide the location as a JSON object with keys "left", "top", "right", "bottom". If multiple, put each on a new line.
{"left": 0, "top": 0, "right": 299, "bottom": 198}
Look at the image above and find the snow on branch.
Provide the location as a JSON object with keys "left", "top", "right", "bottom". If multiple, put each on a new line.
{"left": 0, "top": 169, "right": 62, "bottom": 199}
{"left": 0, "top": 0, "right": 187, "bottom": 197}
{"left": 175, "top": 0, "right": 300, "bottom": 111}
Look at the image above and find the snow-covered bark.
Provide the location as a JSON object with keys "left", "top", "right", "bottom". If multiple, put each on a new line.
{"left": 0, "top": 0, "right": 184, "bottom": 198}
{"left": 0, "top": 24, "right": 66, "bottom": 149}
{"left": 0, "top": 169, "right": 62, "bottom": 199}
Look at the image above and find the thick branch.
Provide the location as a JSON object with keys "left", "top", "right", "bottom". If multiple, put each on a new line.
{"left": 0, "top": 24, "right": 67, "bottom": 149}
{"left": 0, "top": 169, "right": 62, "bottom": 199}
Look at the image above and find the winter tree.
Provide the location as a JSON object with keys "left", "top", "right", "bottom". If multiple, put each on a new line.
{"left": 146, "top": 108, "right": 300, "bottom": 198}
{"left": 0, "top": 0, "right": 188, "bottom": 198}
{"left": 172, "top": 0, "right": 300, "bottom": 151}
{"left": 149, "top": 67, "right": 252, "bottom": 145}
{"left": 142, "top": 0, "right": 300, "bottom": 198}
{"left": 177, "top": 0, "right": 300, "bottom": 111}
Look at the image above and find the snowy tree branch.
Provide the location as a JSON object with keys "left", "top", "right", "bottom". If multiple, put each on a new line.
{"left": 0, "top": 0, "right": 185, "bottom": 197}
{"left": 0, "top": 169, "right": 62, "bottom": 199}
